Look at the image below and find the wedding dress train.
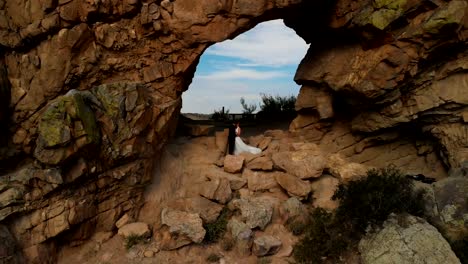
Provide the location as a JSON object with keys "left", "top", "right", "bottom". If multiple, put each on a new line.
{"left": 234, "top": 136, "right": 261, "bottom": 155}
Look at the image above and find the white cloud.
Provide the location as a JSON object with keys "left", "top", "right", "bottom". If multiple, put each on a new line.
{"left": 198, "top": 68, "right": 288, "bottom": 81}
{"left": 206, "top": 20, "right": 309, "bottom": 67}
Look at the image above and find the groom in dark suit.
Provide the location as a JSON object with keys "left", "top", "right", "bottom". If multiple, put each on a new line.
{"left": 227, "top": 122, "right": 236, "bottom": 155}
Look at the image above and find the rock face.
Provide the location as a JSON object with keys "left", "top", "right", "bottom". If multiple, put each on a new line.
{"left": 359, "top": 214, "right": 461, "bottom": 264}
{"left": 0, "top": 0, "right": 466, "bottom": 261}
{"left": 418, "top": 173, "right": 468, "bottom": 242}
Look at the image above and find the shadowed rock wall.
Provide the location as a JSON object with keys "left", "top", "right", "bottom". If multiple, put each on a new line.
{"left": 0, "top": 0, "right": 466, "bottom": 262}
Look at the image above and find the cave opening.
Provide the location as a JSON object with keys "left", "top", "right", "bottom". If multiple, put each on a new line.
{"left": 179, "top": 19, "right": 309, "bottom": 136}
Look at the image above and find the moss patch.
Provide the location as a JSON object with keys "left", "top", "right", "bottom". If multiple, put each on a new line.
{"left": 423, "top": 0, "right": 467, "bottom": 34}
{"left": 72, "top": 93, "right": 99, "bottom": 144}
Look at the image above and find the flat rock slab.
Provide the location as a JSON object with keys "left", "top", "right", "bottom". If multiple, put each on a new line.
{"left": 224, "top": 155, "right": 245, "bottom": 174}
{"left": 118, "top": 222, "right": 151, "bottom": 238}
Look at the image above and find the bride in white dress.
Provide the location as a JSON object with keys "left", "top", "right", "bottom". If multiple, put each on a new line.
{"left": 234, "top": 123, "right": 262, "bottom": 155}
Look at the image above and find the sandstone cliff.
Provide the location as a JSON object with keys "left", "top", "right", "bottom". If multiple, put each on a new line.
{"left": 0, "top": 0, "right": 466, "bottom": 262}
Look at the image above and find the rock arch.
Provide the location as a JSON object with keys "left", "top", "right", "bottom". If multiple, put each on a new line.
{"left": 0, "top": 0, "right": 467, "bottom": 262}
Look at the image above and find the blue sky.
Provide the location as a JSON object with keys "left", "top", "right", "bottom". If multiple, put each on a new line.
{"left": 181, "top": 19, "right": 309, "bottom": 114}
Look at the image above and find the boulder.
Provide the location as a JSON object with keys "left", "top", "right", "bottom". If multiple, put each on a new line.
{"left": 224, "top": 155, "right": 245, "bottom": 174}
{"left": 160, "top": 208, "right": 205, "bottom": 244}
{"left": 327, "top": 154, "right": 369, "bottom": 182}
{"left": 239, "top": 152, "right": 260, "bottom": 163}
{"left": 118, "top": 222, "right": 151, "bottom": 238}
{"left": 279, "top": 197, "right": 305, "bottom": 221}
{"left": 229, "top": 197, "right": 273, "bottom": 230}
{"left": 115, "top": 213, "right": 133, "bottom": 229}
{"left": 359, "top": 214, "right": 460, "bottom": 264}
{"left": 198, "top": 177, "right": 232, "bottom": 204}
{"left": 165, "top": 197, "right": 223, "bottom": 224}
{"left": 244, "top": 169, "right": 279, "bottom": 191}
{"left": 257, "top": 137, "right": 272, "bottom": 151}
{"left": 202, "top": 166, "right": 246, "bottom": 190}
{"left": 227, "top": 218, "right": 253, "bottom": 255}
{"left": 246, "top": 156, "right": 273, "bottom": 171}
{"left": 252, "top": 235, "right": 282, "bottom": 256}
{"left": 275, "top": 172, "right": 311, "bottom": 199}
{"left": 272, "top": 144, "right": 327, "bottom": 179}
{"left": 310, "top": 175, "right": 340, "bottom": 210}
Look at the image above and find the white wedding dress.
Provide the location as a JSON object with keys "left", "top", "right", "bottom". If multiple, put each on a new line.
{"left": 234, "top": 128, "right": 262, "bottom": 155}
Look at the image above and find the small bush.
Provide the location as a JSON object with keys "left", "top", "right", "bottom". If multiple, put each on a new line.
{"left": 257, "top": 94, "right": 296, "bottom": 120}
{"left": 332, "top": 166, "right": 425, "bottom": 232}
{"left": 451, "top": 237, "right": 468, "bottom": 264}
{"left": 293, "top": 208, "right": 352, "bottom": 264}
{"left": 125, "top": 234, "right": 147, "bottom": 249}
{"left": 206, "top": 253, "right": 221, "bottom": 263}
{"left": 203, "top": 208, "right": 231, "bottom": 243}
{"left": 285, "top": 216, "right": 309, "bottom": 236}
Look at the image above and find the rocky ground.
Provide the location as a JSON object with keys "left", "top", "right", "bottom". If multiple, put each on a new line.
{"left": 55, "top": 125, "right": 464, "bottom": 264}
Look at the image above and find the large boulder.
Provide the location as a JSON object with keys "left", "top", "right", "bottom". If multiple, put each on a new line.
{"left": 227, "top": 218, "right": 253, "bottom": 255}
{"left": 244, "top": 169, "right": 279, "bottom": 191}
{"left": 279, "top": 197, "right": 305, "bottom": 221}
{"left": 160, "top": 208, "right": 206, "bottom": 245}
{"left": 117, "top": 222, "right": 151, "bottom": 238}
{"left": 202, "top": 166, "right": 246, "bottom": 190}
{"left": 359, "top": 214, "right": 460, "bottom": 264}
{"left": 197, "top": 177, "right": 232, "bottom": 204}
{"left": 246, "top": 156, "right": 273, "bottom": 171}
{"left": 274, "top": 172, "right": 311, "bottom": 199}
{"left": 229, "top": 197, "right": 273, "bottom": 230}
{"left": 272, "top": 144, "right": 327, "bottom": 179}
{"left": 165, "top": 197, "right": 223, "bottom": 224}
{"left": 224, "top": 155, "right": 245, "bottom": 174}
{"left": 327, "top": 154, "right": 369, "bottom": 182}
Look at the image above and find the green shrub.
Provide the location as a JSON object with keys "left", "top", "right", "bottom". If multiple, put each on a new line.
{"left": 285, "top": 215, "right": 309, "bottom": 236}
{"left": 451, "top": 237, "right": 468, "bottom": 264}
{"left": 125, "top": 234, "right": 147, "bottom": 249}
{"left": 332, "top": 167, "right": 425, "bottom": 232}
{"left": 203, "top": 208, "right": 231, "bottom": 243}
{"left": 257, "top": 94, "right": 296, "bottom": 120}
{"left": 293, "top": 167, "right": 426, "bottom": 264}
{"left": 206, "top": 253, "right": 221, "bottom": 262}
{"left": 293, "top": 208, "right": 352, "bottom": 264}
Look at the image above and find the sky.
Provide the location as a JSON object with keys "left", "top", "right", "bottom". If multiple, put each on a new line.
{"left": 181, "top": 19, "right": 310, "bottom": 114}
